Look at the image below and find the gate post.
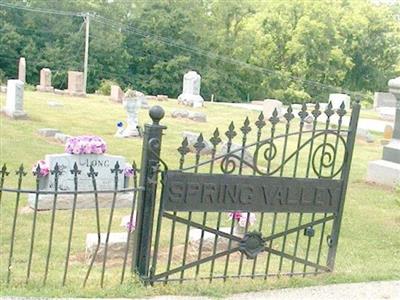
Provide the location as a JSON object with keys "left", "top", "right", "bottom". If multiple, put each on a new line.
{"left": 133, "top": 105, "right": 166, "bottom": 279}
{"left": 327, "top": 99, "right": 360, "bottom": 270}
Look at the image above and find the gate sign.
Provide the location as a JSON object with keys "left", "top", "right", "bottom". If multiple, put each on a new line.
{"left": 162, "top": 171, "right": 343, "bottom": 213}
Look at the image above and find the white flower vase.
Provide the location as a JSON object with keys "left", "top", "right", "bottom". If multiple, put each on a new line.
{"left": 234, "top": 223, "right": 246, "bottom": 235}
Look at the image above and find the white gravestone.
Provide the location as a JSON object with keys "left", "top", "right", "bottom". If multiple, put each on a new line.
{"left": 263, "top": 99, "right": 283, "bottom": 120}
{"left": 115, "top": 90, "right": 142, "bottom": 138}
{"left": 36, "top": 68, "right": 54, "bottom": 92}
{"left": 178, "top": 71, "right": 204, "bottom": 108}
{"left": 328, "top": 93, "right": 350, "bottom": 109}
{"left": 3, "top": 79, "right": 27, "bottom": 119}
{"left": 28, "top": 153, "right": 132, "bottom": 210}
{"left": 18, "top": 57, "right": 26, "bottom": 83}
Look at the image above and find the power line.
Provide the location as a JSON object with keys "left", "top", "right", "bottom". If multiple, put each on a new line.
{"left": 92, "top": 15, "right": 364, "bottom": 98}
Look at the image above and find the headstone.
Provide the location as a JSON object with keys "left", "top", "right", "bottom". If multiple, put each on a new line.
{"left": 219, "top": 142, "right": 254, "bottom": 166}
{"left": 262, "top": 99, "right": 283, "bottom": 120}
{"left": 383, "top": 125, "right": 393, "bottom": 140}
{"left": 28, "top": 153, "right": 131, "bottom": 209}
{"left": 54, "top": 89, "right": 65, "bottom": 95}
{"left": 188, "top": 111, "right": 207, "bottom": 122}
{"left": 3, "top": 79, "right": 27, "bottom": 119}
{"left": 37, "top": 128, "right": 61, "bottom": 137}
{"left": 376, "top": 107, "right": 395, "bottom": 121}
{"left": 48, "top": 100, "right": 64, "bottom": 107}
{"left": 36, "top": 68, "right": 54, "bottom": 92}
{"left": 328, "top": 93, "right": 350, "bottom": 109}
{"left": 145, "top": 95, "right": 157, "bottom": 102}
{"left": 86, "top": 232, "right": 128, "bottom": 263}
{"left": 367, "top": 77, "right": 400, "bottom": 187}
{"left": 178, "top": 71, "right": 204, "bottom": 108}
{"left": 189, "top": 228, "right": 241, "bottom": 252}
{"left": 110, "top": 85, "right": 124, "bottom": 103}
{"left": 171, "top": 109, "right": 190, "bottom": 119}
{"left": 67, "top": 71, "right": 85, "bottom": 97}
{"left": 18, "top": 57, "right": 26, "bottom": 83}
{"left": 374, "top": 92, "right": 396, "bottom": 108}
{"left": 357, "top": 128, "right": 374, "bottom": 143}
{"left": 156, "top": 95, "right": 168, "bottom": 101}
{"left": 115, "top": 90, "right": 142, "bottom": 138}
{"left": 0, "top": 86, "right": 6, "bottom": 93}
{"left": 54, "top": 133, "right": 71, "bottom": 144}
{"left": 182, "top": 131, "right": 213, "bottom": 155}
{"left": 292, "top": 104, "right": 302, "bottom": 110}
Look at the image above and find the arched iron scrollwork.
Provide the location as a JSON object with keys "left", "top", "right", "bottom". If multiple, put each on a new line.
{"left": 183, "top": 129, "right": 348, "bottom": 179}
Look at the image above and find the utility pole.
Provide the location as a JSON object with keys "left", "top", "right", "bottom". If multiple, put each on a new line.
{"left": 83, "top": 12, "right": 90, "bottom": 94}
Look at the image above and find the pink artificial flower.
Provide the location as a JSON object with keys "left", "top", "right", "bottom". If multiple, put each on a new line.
{"left": 121, "top": 215, "right": 136, "bottom": 232}
{"left": 32, "top": 160, "right": 50, "bottom": 177}
{"left": 124, "top": 165, "right": 135, "bottom": 177}
{"left": 228, "top": 211, "right": 256, "bottom": 227}
{"left": 65, "top": 136, "right": 107, "bottom": 155}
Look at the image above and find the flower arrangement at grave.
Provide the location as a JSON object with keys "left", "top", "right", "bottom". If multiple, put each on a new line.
{"left": 32, "top": 160, "right": 50, "bottom": 177}
{"left": 65, "top": 136, "right": 107, "bottom": 155}
{"left": 121, "top": 215, "right": 136, "bottom": 232}
{"left": 228, "top": 211, "right": 256, "bottom": 234}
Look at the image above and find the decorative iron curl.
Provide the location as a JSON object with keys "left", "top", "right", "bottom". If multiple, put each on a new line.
{"left": 182, "top": 129, "right": 349, "bottom": 179}
{"left": 148, "top": 138, "right": 168, "bottom": 172}
{"left": 312, "top": 143, "right": 340, "bottom": 178}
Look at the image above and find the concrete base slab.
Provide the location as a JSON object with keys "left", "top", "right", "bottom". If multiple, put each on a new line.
{"left": 28, "top": 192, "right": 134, "bottom": 210}
{"left": 366, "top": 160, "right": 400, "bottom": 187}
{"left": 85, "top": 232, "right": 128, "bottom": 263}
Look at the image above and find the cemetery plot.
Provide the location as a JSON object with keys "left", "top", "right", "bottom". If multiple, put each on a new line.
{"left": 0, "top": 161, "right": 140, "bottom": 288}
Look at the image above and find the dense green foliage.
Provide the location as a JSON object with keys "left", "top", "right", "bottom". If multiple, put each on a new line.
{"left": 0, "top": 0, "right": 399, "bottom": 103}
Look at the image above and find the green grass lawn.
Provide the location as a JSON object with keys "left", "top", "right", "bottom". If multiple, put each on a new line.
{"left": 0, "top": 91, "right": 399, "bottom": 298}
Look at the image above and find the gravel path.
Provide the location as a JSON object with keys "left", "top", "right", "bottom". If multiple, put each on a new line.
{"left": 2, "top": 280, "right": 399, "bottom": 300}
{"left": 132, "top": 281, "right": 400, "bottom": 299}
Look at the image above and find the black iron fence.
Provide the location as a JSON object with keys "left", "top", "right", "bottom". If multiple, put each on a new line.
{"left": 0, "top": 161, "right": 141, "bottom": 287}
{"left": 0, "top": 101, "right": 360, "bottom": 288}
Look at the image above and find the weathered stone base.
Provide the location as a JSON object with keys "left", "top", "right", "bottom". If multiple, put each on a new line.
{"left": 189, "top": 227, "right": 243, "bottom": 252}
{"left": 178, "top": 94, "right": 204, "bottom": 107}
{"left": 67, "top": 91, "right": 86, "bottom": 97}
{"left": 36, "top": 85, "right": 54, "bottom": 93}
{"left": 28, "top": 192, "right": 134, "bottom": 210}
{"left": 1, "top": 109, "right": 28, "bottom": 119}
{"left": 366, "top": 160, "right": 400, "bottom": 187}
{"left": 85, "top": 232, "right": 128, "bottom": 263}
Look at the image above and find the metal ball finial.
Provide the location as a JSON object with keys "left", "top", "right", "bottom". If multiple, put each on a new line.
{"left": 149, "top": 105, "right": 165, "bottom": 125}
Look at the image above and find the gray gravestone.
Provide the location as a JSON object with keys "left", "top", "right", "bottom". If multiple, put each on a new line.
{"left": 374, "top": 92, "right": 396, "bottom": 108}
{"left": 3, "top": 79, "right": 27, "bottom": 119}
{"left": 367, "top": 77, "right": 400, "bottom": 187}
{"left": 36, "top": 68, "right": 54, "bottom": 92}
{"left": 28, "top": 153, "right": 132, "bottom": 209}
{"left": 171, "top": 109, "right": 190, "bottom": 118}
{"left": 37, "top": 128, "right": 62, "bottom": 137}
{"left": 178, "top": 71, "right": 204, "bottom": 108}
{"left": 182, "top": 131, "right": 213, "bottom": 155}
{"left": 188, "top": 111, "right": 207, "bottom": 122}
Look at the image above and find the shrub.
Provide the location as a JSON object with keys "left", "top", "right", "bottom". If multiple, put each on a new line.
{"left": 97, "top": 79, "right": 118, "bottom": 96}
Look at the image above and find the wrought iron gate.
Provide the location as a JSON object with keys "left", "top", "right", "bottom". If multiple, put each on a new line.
{"left": 134, "top": 101, "right": 360, "bottom": 284}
